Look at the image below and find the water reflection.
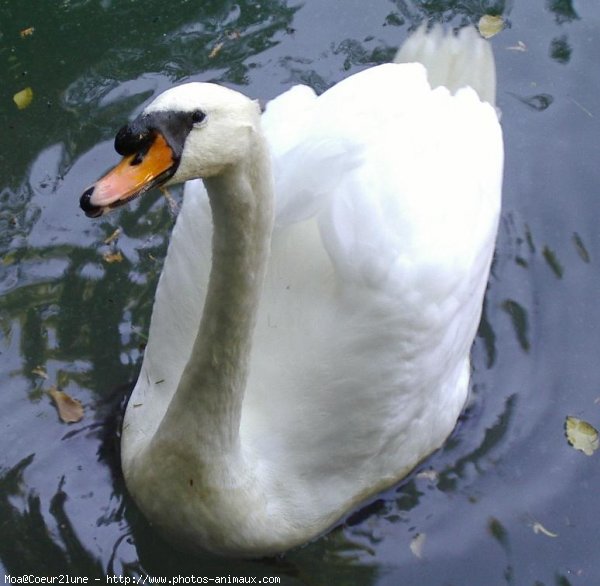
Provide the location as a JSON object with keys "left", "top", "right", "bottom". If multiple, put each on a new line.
{"left": 547, "top": 0, "right": 579, "bottom": 24}
{"left": 550, "top": 35, "right": 572, "bottom": 64}
{"left": 1, "top": 0, "right": 599, "bottom": 582}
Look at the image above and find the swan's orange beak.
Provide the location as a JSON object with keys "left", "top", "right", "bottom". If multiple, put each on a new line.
{"left": 80, "top": 133, "right": 175, "bottom": 218}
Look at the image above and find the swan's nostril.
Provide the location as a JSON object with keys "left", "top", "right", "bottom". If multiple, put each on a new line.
{"left": 80, "top": 186, "right": 104, "bottom": 218}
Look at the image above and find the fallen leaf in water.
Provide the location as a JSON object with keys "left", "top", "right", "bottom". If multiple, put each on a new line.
{"left": 48, "top": 387, "right": 84, "bottom": 423}
{"left": 410, "top": 533, "right": 426, "bottom": 559}
{"left": 565, "top": 416, "right": 599, "bottom": 456}
{"left": 532, "top": 521, "right": 558, "bottom": 538}
{"left": 103, "top": 228, "right": 121, "bottom": 245}
{"left": 478, "top": 15, "right": 504, "bottom": 39}
{"left": 209, "top": 42, "right": 224, "bottom": 59}
{"left": 2, "top": 252, "right": 17, "bottom": 266}
{"left": 20, "top": 26, "right": 35, "bottom": 38}
{"left": 13, "top": 87, "right": 33, "bottom": 110}
{"left": 103, "top": 250, "right": 123, "bottom": 263}
{"left": 31, "top": 366, "right": 48, "bottom": 379}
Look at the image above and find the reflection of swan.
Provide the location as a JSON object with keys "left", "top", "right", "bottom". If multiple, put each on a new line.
{"left": 80, "top": 25, "right": 503, "bottom": 556}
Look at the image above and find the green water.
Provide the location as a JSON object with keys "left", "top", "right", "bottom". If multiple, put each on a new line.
{"left": 1, "top": 0, "right": 600, "bottom": 583}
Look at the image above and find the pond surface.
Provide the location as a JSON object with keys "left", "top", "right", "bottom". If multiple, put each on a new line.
{"left": 1, "top": 0, "right": 599, "bottom": 583}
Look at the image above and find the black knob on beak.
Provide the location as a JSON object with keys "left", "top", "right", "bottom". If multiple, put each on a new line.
{"left": 80, "top": 186, "right": 103, "bottom": 218}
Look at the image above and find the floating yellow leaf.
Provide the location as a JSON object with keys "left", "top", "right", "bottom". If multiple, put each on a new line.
{"left": 20, "top": 26, "right": 35, "bottom": 38}
{"left": 2, "top": 252, "right": 17, "bottom": 266}
{"left": 48, "top": 386, "right": 84, "bottom": 423}
{"left": 13, "top": 87, "right": 33, "bottom": 110}
{"left": 478, "top": 15, "right": 504, "bottom": 39}
{"left": 103, "top": 250, "right": 123, "bottom": 263}
{"left": 410, "top": 532, "right": 426, "bottom": 559}
{"left": 103, "top": 227, "right": 121, "bottom": 245}
{"left": 565, "top": 416, "right": 599, "bottom": 456}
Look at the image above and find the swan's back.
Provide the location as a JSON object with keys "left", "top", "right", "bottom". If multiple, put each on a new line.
{"left": 243, "top": 32, "right": 502, "bottom": 508}
{"left": 122, "top": 25, "right": 503, "bottom": 554}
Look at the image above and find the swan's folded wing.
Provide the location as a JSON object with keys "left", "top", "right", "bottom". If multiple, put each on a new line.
{"left": 262, "top": 84, "right": 364, "bottom": 226}
{"left": 263, "top": 63, "right": 502, "bottom": 298}
{"left": 320, "top": 88, "right": 502, "bottom": 298}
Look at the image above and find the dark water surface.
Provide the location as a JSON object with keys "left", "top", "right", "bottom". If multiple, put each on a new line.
{"left": 1, "top": 0, "right": 599, "bottom": 583}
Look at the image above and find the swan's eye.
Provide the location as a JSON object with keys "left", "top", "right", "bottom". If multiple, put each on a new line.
{"left": 191, "top": 110, "right": 206, "bottom": 124}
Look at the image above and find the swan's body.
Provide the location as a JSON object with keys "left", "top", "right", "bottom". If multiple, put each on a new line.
{"left": 81, "top": 26, "right": 503, "bottom": 556}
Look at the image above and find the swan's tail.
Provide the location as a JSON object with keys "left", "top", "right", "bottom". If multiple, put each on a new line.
{"left": 394, "top": 25, "right": 496, "bottom": 107}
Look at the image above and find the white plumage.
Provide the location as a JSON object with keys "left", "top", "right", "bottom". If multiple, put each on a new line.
{"left": 113, "top": 26, "right": 503, "bottom": 556}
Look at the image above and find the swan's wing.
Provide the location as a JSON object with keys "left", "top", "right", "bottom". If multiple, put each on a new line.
{"left": 245, "top": 60, "right": 503, "bottom": 497}
{"left": 264, "top": 62, "right": 502, "bottom": 295}
{"left": 321, "top": 66, "right": 502, "bottom": 294}
{"left": 261, "top": 84, "right": 364, "bottom": 226}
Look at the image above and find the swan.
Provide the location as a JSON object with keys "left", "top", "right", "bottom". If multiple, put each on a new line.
{"left": 80, "top": 25, "right": 503, "bottom": 556}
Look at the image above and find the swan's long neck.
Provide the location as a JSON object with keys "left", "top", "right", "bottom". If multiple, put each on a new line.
{"left": 156, "top": 132, "right": 274, "bottom": 458}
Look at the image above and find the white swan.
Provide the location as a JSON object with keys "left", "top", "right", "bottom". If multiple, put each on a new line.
{"left": 80, "top": 25, "right": 503, "bottom": 556}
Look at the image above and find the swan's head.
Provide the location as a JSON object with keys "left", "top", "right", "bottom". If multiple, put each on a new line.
{"left": 80, "top": 83, "right": 260, "bottom": 217}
